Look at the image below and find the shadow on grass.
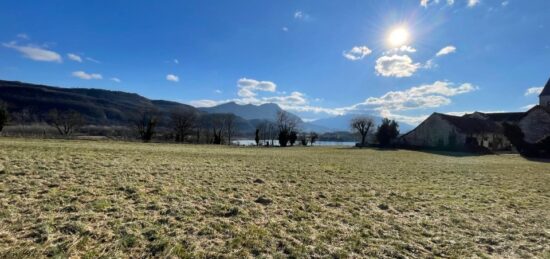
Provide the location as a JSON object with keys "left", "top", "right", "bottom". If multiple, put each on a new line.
{"left": 521, "top": 156, "right": 550, "bottom": 163}
{"left": 339, "top": 146, "right": 491, "bottom": 157}
{"left": 342, "top": 146, "right": 550, "bottom": 162}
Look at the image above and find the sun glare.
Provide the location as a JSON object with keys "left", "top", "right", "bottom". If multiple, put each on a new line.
{"left": 388, "top": 27, "right": 410, "bottom": 47}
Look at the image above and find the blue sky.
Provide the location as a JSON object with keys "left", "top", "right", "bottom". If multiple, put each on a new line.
{"left": 1, "top": 0, "right": 549, "bottom": 124}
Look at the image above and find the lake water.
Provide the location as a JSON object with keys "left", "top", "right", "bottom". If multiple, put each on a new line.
{"left": 232, "top": 139, "right": 356, "bottom": 147}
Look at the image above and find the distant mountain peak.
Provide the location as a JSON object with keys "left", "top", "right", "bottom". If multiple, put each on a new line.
{"left": 199, "top": 101, "right": 299, "bottom": 122}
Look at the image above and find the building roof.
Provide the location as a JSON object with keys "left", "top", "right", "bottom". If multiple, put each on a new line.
{"left": 541, "top": 77, "right": 550, "bottom": 96}
{"left": 436, "top": 113, "right": 503, "bottom": 134}
{"left": 476, "top": 112, "right": 525, "bottom": 123}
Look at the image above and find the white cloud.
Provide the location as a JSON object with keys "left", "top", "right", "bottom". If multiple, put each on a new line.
{"left": 72, "top": 71, "right": 102, "bottom": 80}
{"left": 111, "top": 77, "right": 121, "bottom": 83}
{"left": 396, "top": 45, "right": 417, "bottom": 53}
{"left": 421, "top": 0, "right": 454, "bottom": 7}
{"left": 379, "top": 109, "right": 429, "bottom": 125}
{"left": 468, "top": 0, "right": 480, "bottom": 7}
{"left": 174, "top": 59, "right": 179, "bottom": 64}
{"left": 166, "top": 74, "right": 179, "bottom": 82}
{"left": 238, "top": 87, "right": 256, "bottom": 97}
{"left": 343, "top": 46, "right": 372, "bottom": 61}
{"left": 262, "top": 91, "right": 307, "bottom": 106}
{"left": 525, "top": 87, "right": 543, "bottom": 96}
{"left": 189, "top": 99, "right": 223, "bottom": 107}
{"left": 521, "top": 104, "right": 536, "bottom": 110}
{"left": 375, "top": 55, "right": 420, "bottom": 77}
{"left": 67, "top": 53, "right": 82, "bottom": 62}
{"left": 424, "top": 59, "right": 437, "bottom": 69}
{"left": 383, "top": 45, "right": 417, "bottom": 55}
{"left": 294, "top": 11, "right": 310, "bottom": 21}
{"left": 358, "top": 81, "right": 477, "bottom": 111}
{"left": 282, "top": 27, "right": 289, "bottom": 32}
{"left": 420, "top": 0, "right": 429, "bottom": 7}
{"left": 3, "top": 42, "right": 62, "bottom": 62}
{"left": 214, "top": 89, "right": 222, "bottom": 94}
{"left": 502, "top": 1, "right": 509, "bottom": 6}
{"left": 189, "top": 79, "right": 476, "bottom": 124}
{"left": 436, "top": 45, "right": 456, "bottom": 56}
{"left": 237, "top": 78, "right": 277, "bottom": 97}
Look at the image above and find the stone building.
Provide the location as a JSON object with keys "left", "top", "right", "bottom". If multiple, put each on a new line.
{"left": 401, "top": 77, "right": 550, "bottom": 151}
{"left": 400, "top": 113, "right": 510, "bottom": 151}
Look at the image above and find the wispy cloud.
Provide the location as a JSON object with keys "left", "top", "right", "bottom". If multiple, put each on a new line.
{"left": 420, "top": 0, "right": 455, "bottom": 7}
{"left": 166, "top": 74, "right": 179, "bottom": 82}
{"left": 67, "top": 53, "right": 82, "bottom": 62}
{"left": 174, "top": 59, "right": 179, "bottom": 64}
{"left": 294, "top": 11, "right": 310, "bottom": 21}
{"left": 525, "top": 87, "right": 543, "bottom": 96}
{"left": 436, "top": 45, "right": 456, "bottom": 56}
{"left": 468, "top": 0, "right": 480, "bottom": 7}
{"left": 521, "top": 104, "right": 536, "bottom": 110}
{"left": 392, "top": 45, "right": 417, "bottom": 53}
{"left": 111, "top": 77, "right": 121, "bottom": 83}
{"left": 72, "top": 71, "right": 102, "bottom": 80}
{"left": 16, "top": 33, "right": 29, "bottom": 40}
{"left": 85, "top": 57, "right": 101, "bottom": 63}
{"left": 420, "top": 0, "right": 429, "bottom": 7}
{"left": 282, "top": 27, "right": 289, "bottom": 32}
{"left": 3, "top": 42, "right": 62, "bottom": 63}
{"left": 343, "top": 46, "right": 372, "bottom": 61}
{"left": 375, "top": 55, "right": 420, "bottom": 77}
{"left": 189, "top": 99, "right": 222, "bottom": 107}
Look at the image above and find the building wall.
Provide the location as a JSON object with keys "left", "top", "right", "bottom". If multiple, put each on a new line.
{"left": 473, "top": 133, "right": 511, "bottom": 150}
{"left": 519, "top": 107, "right": 550, "bottom": 143}
{"left": 402, "top": 114, "right": 466, "bottom": 148}
{"left": 540, "top": 96, "right": 550, "bottom": 108}
{"left": 402, "top": 114, "right": 512, "bottom": 151}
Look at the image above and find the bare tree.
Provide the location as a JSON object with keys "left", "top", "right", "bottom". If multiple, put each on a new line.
{"left": 171, "top": 108, "right": 197, "bottom": 143}
{"left": 276, "top": 111, "right": 299, "bottom": 147}
{"left": 224, "top": 113, "right": 237, "bottom": 145}
{"left": 134, "top": 108, "right": 160, "bottom": 142}
{"left": 350, "top": 116, "right": 374, "bottom": 148}
{"left": 47, "top": 109, "right": 85, "bottom": 136}
{"left": 310, "top": 132, "right": 319, "bottom": 146}
{"left": 257, "top": 121, "right": 275, "bottom": 146}
{"left": 0, "top": 101, "right": 8, "bottom": 133}
{"left": 205, "top": 113, "right": 226, "bottom": 145}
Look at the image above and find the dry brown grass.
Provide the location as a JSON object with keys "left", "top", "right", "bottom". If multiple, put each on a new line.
{"left": 0, "top": 138, "right": 549, "bottom": 258}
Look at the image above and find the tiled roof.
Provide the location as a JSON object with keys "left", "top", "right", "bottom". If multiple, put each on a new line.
{"left": 437, "top": 113, "right": 503, "bottom": 134}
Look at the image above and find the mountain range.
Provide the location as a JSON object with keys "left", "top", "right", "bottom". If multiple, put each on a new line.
{"left": 0, "top": 79, "right": 413, "bottom": 134}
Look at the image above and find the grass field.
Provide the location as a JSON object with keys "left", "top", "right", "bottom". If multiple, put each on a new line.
{"left": 0, "top": 138, "right": 548, "bottom": 258}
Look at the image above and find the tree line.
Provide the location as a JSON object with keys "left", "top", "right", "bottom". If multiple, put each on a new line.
{"left": 0, "top": 101, "right": 320, "bottom": 146}
{"left": 0, "top": 100, "right": 399, "bottom": 148}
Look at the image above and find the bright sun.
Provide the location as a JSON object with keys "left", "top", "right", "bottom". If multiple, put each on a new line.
{"left": 388, "top": 27, "right": 410, "bottom": 47}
